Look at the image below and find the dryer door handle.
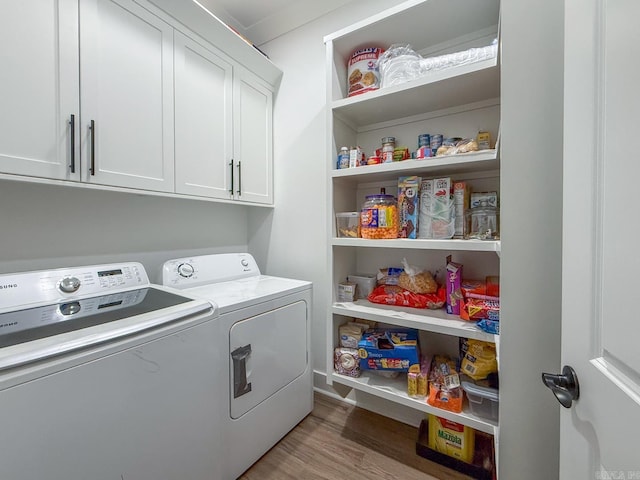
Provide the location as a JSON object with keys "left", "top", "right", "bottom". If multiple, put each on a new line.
{"left": 231, "top": 344, "right": 252, "bottom": 398}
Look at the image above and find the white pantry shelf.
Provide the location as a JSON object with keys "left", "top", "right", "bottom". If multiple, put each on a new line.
{"left": 331, "top": 371, "right": 498, "bottom": 435}
{"left": 332, "top": 300, "right": 496, "bottom": 343}
{"left": 332, "top": 237, "right": 501, "bottom": 253}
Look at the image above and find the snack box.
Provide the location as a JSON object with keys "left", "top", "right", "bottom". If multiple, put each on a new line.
{"left": 398, "top": 176, "right": 421, "bottom": 239}
{"left": 446, "top": 256, "right": 463, "bottom": 315}
{"left": 357, "top": 328, "right": 420, "bottom": 372}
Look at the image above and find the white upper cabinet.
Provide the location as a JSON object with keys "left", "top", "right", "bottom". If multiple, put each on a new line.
{"left": 0, "top": 0, "right": 281, "bottom": 204}
{"left": 232, "top": 69, "right": 273, "bottom": 204}
{"left": 174, "top": 31, "right": 234, "bottom": 199}
{"left": 80, "top": 0, "right": 175, "bottom": 192}
{"left": 0, "top": 0, "right": 80, "bottom": 181}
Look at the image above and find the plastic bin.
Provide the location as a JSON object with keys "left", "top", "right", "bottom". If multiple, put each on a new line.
{"left": 461, "top": 380, "right": 499, "bottom": 421}
{"left": 335, "top": 212, "right": 359, "bottom": 238}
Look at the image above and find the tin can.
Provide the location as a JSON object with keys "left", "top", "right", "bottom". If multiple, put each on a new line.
{"left": 430, "top": 134, "right": 443, "bottom": 156}
{"left": 381, "top": 136, "right": 396, "bottom": 163}
{"left": 418, "top": 134, "right": 431, "bottom": 148}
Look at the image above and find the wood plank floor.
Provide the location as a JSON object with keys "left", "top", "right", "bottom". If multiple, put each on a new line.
{"left": 239, "top": 392, "right": 473, "bottom": 480}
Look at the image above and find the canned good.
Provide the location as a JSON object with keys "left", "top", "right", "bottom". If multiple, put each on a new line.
{"left": 360, "top": 194, "right": 398, "bottom": 239}
{"left": 418, "top": 134, "right": 431, "bottom": 147}
{"left": 381, "top": 136, "right": 396, "bottom": 163}
{"left": 430, "top": 134, "right": 443, "bottom": 157}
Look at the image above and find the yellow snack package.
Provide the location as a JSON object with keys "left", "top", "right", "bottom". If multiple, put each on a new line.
{"left": 460, "top": 339, "right": 498, "bottom": 381}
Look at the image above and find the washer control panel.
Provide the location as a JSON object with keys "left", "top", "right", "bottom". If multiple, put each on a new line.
{"left": 0, "top": 262, "right": 149, "bottom": 311}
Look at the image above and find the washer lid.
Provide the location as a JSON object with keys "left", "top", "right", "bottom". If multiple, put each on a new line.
{"left": 184, "top": 275, "right": 311, "bottom": 313}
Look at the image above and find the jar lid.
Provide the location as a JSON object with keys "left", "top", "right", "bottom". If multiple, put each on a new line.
{"left": 365, "top": 194, "right": 395, "bottom": 200}
{"left": 381, "top": 137, "right": 395, "bottom": 144}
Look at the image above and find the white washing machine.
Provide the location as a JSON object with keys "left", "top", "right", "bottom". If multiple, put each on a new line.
{"left": 163, "top": 253, "right": 313, "bottom": 479}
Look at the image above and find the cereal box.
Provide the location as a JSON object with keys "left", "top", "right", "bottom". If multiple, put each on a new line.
{"left": 418, "top": 179, "right": 434, "bottom": 238}
{"left": 398, "top": 176, "right": 421, "bottom": 238}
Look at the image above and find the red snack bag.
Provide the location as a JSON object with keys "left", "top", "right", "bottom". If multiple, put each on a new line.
{"left": 368, "top": 285, "right": 446, "bottom": 309}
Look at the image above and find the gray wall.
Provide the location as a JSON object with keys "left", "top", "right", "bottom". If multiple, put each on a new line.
{"left": 0, "top": 179, "right": 249, "bottom": 283}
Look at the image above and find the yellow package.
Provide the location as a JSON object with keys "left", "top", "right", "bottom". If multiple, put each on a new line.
{"left": 427, "top": 414, "right": 475, "bottom": 463}
{"left": 460, "top": 339, "right": 497, "bottom": 381}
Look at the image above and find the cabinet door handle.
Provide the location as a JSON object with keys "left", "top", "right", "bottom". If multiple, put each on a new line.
{"left": 237, "top": 160, "right": 242, "bottom": 196}
{"left": 229, "top": 158, "right": 234, "bottom": 194}
{"left": 69, "top": 114, "right": 76, "bottom": 173}
{"left": 89, "top": 120, "right": 96, "bottom": 176}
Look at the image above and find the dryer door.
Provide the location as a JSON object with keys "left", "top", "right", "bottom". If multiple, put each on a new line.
{"left": 229, "top": 300, "right": 307, "bottom": 419}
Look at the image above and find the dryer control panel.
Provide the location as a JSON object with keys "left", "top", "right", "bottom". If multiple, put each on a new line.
{"left": 163, "top": 253, "right": 260, "bottom": 289}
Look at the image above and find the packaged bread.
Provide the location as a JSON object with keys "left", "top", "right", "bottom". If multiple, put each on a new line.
{"left": 339, "top": 322, "right": 370, "bottom": 348}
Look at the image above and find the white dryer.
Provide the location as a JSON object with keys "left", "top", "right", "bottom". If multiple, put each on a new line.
{"left": 162, "top": 253, "right": 312, "bottom": 479}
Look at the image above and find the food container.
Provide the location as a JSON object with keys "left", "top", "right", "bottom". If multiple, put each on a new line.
{"left": 464, "top": 201, "right": 499, "bottom": 240}
{"left": 461, "top": 380, "right": 499, "bottom": 421}
{"left": 347, "top": 47, "right": 384, "bottom": 97}
{"left": 335, "top": 212, "right": 359, "bottom": 238}
{"left": 347, "top": 273, "right": 377, "bottom": 299}
{"left": 360, "top": 194, "right": 398, "bottom": 239}
{"left": 381, "top": 137, "right": 396, "bottom": 163}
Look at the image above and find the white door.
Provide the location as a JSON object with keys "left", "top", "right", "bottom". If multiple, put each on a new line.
{"left": 174, "top": 31, "right": 234, "bottom": 199}
{"left": 233, "top": 69, "right": 273, "bottom": 204}
{"left": 0, "top": 0, "right": 80, "bottom": 181}
{"left": 559, "top": 0, "right": 640, "bottom": 477}
{"left": 80, "top": 0, "right": 174, "bottom": 192}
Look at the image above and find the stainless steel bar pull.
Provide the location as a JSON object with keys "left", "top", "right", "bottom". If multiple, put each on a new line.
{"left": 89, "top": 120, "right": 96, "bottom": 176}
{"left": 229, "top": 159, "right": 234, "bottom": 194}
{"left": 69, "top": 114, "right": 76, "bottom": 173}
{"left": 236, "top": 160, "right": 242, "bottom": 196}
{"left": 231, "top": 344, "right": 252, "bottom": 398}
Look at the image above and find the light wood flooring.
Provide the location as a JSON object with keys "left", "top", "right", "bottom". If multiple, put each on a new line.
{"left": 239, "top": 392, "right": 473, "bottom": 480}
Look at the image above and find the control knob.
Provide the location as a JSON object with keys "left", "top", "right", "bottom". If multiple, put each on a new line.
{"left": 177, "top": 263, "right": 195, "bottom": 278}
{"left": 59, "top": 276, "right": 81, "bottom": 293}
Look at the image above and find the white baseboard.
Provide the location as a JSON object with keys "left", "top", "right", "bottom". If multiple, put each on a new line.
{"left": 313, "top": 369, "right": 425, "bottom": 428}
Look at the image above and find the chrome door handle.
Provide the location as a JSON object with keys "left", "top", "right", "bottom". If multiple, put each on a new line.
{"left": 542, "top": 365, "right": 580, "bottom": 408}
{"left": 229, "top": 159, "right": 234, "bottom": 195}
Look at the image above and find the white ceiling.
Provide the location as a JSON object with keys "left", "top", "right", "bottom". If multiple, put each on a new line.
{"left": 197, "top": 0, "right": 354, "bottom": 45}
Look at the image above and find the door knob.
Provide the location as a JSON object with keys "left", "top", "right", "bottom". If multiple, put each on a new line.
{"left": 542, "top": 365, "right": 580, "bottom": 408}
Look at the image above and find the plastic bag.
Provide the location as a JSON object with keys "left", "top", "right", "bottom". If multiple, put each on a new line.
{"left": 376, "top": 267, "right": 403, "bottom": 286}
{"left": 378, "top": 40, "right": 498, "bottom": 89}
{"left": 397, "top": 258, "right": 437, "bottom": 294}
{"left": 367, "top": 285, "right": 446, "bottom": 309}
{"left": 460, "top": 339, "right": 498, "bottom": 381}
{"left": 427, "top": 355, "right": 463, "bottom": 413}
{"left": 377, "top": 44, "right": 423, "bottom": 88}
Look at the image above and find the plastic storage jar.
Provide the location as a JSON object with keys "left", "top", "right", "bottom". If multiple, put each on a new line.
{"left": 360, "top": 194, "right": 398, "bottom": 239}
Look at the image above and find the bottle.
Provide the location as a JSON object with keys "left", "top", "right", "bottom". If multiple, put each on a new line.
{"left": 337, "top": 147, "right": 350, "bottom": 169}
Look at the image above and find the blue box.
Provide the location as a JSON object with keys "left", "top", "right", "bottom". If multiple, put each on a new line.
{"left": 358, "top": 328, "right": 420, "bottom": 371}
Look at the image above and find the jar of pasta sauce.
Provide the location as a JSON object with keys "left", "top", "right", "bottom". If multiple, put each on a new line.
{"left": 360, "top": 194, "right": 398, "bottom": 239}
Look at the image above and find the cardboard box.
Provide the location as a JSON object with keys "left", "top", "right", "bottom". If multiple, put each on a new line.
{"left": 453, "top": 181, "right": 470, "bottom": 238}
{"left": 470, "top": 191, "right": 498, "bottom": 209}
{"left": 446, "top": 255, "right": 463, "bottom": 315}
{"left": 418, "top": 179, "right": 435, "bottom": 238}
{"left": 358, "top": 328, "right": 420, "bottom": 371}
{"left": 398, "top": 176, "right": 421, "bottom": 238}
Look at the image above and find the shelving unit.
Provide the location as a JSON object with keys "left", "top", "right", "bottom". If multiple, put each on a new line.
{"left": 325, "top": 0, "right": 501, "bottom": 475}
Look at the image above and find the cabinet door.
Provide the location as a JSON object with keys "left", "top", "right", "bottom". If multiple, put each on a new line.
{"left": 233, "top": 70, "right": 273, "bottom": 204}
{"left": 79, "top": 0, "right": 174, "bottom": 192}
{"left": 174, "top": 32, "right": 234, "bottom": 199}
{"left": 0, "top": 0, "right": 80, "bottom": 181}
